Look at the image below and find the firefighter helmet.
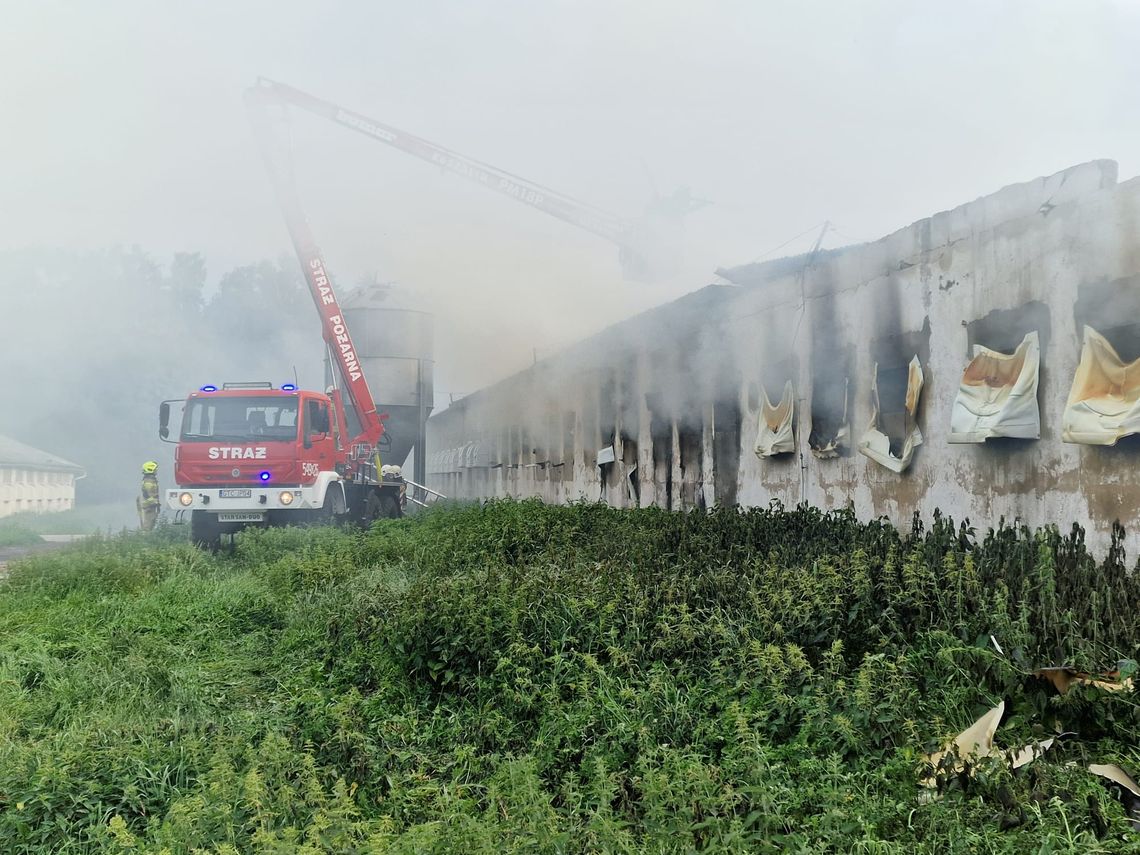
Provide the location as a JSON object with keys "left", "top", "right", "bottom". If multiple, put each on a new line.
{"left": 142, "top": 460, "right": 159, "bottom": 474}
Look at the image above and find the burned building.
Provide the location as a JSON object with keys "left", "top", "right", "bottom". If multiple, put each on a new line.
{"left": 428, "top": 159, "right": 1140, "bottom": 555}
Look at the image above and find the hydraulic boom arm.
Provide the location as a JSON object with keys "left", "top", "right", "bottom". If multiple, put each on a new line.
{"left": 250, "top": 78, "right": 630, "bottom": 249}
{"left": 245, "top": 86, "right": 384, "bottom": 452}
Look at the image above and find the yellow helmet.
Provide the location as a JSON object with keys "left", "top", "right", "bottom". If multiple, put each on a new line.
{"left": 142, "top": 460, "right": 159, "bottom": 474}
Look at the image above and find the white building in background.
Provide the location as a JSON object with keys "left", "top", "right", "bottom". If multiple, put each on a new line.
{"left": 0, "top": 434, "right": 84, "bottom": 518}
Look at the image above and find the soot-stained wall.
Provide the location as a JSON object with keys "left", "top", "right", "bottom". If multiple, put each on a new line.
{"left": 428, "top": 159, "right": 1140, "bottom": 556}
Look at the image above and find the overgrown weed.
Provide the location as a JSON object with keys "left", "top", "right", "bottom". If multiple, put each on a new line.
{"left": 2, "top": 500, "right": 1140, "bottom": 852}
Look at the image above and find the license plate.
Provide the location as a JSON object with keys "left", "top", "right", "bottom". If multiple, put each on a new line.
{"left": 218, "top": 512, "right": 264, "bottom": 523}
{"left": 220, "top": 488, "right": 251, "bottom": 498}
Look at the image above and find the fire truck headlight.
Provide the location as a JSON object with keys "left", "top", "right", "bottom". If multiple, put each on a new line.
{"left": 279, "top": 491, "right": 294, "bottom": 506}
{"left": 178, "top": 492, "right": 194, "bottom": 507}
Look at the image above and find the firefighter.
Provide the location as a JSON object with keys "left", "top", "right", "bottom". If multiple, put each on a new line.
{"left": 137, "top": 460, "right": 161, "bottom": 531}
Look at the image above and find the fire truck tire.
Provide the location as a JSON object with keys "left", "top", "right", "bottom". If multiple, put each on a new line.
{"left": 309, "top": 499, "right": 333, "bottom": 526}
{"left": 309, "top": 485, "right": 346, "bottom": 526}
{"left": 190, "top": 511, "right": 221, "bottom": 551}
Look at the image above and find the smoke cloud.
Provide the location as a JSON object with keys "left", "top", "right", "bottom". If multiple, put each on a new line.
{"left": 2, "top": 1, "right": 1139, "bottom": 515}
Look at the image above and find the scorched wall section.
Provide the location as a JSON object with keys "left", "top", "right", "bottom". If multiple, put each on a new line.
{"left": 429, "top": 160, "right": 1140, "bottom": 555}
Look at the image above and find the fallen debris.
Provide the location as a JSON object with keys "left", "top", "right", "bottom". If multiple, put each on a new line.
{"left": 1089, "top": 764, "right": 1140, "bottom": 832}
{"left": 1090, "top": 764, "right": 1140, "bottom": 797}
{"left": 921, "top": 701, "right": 1004, "bottom": 789}
{"left": 920, "top": 701, "right": 1058, "bottom": 792}
{"left": 1009, "top": 737, "right": 1055, "bottom": 770}
{"left": 1032, "top": 666, "right": 1134, "bottom": 695}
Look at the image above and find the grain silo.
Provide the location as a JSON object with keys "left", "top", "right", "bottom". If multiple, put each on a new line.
{"left": 327, "top": 283, "right": 434, "bottom": 484}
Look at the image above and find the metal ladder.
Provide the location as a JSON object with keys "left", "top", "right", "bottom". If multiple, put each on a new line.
{"left": 402, "top": 479, "right": 446, "bottom": 509}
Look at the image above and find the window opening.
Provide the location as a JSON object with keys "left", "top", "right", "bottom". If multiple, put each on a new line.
{"left": 755, "top": 381, "right": 795, "bottom": 458}
{"left": 859, "top": 356, "right": 924, "bottom": 472}
{"left": 951, "top": 330, "right": 1040, "bottom": 443}
{"left": 1063, "top": 326, "right": 1140, "bottom": 445}
{"left": 713, "top": 397, "right": 741, "bottom": 506}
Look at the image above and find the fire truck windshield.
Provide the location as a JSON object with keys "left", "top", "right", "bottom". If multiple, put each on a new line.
{"left": 181, "top": 396, "right": 300, "bottom": 442}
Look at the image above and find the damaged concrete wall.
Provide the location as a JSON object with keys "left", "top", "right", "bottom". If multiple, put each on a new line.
{"left": 429, "top": 159, "right": 1140, "bottom": 556}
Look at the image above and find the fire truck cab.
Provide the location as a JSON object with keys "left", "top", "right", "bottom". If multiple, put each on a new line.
{"left": 161, "top": 383, "right": 404, "bottom": 549}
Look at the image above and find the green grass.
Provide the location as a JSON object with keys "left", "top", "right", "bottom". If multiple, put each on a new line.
{"left": 0, "top": 528, "right": 41, "bottom": 549}
{"left": 1, "top": 503, "right": 138, "bottom": 537}
{"left": 1, "top": 501, "right": 1140, "bottom": 852}
{"left": 0, "top": 521, "right": 42, "bottom": 547}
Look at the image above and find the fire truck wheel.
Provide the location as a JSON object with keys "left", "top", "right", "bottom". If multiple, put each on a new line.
{"left": 190, "top": 511, "right": 221, "bottom": 551}
{"left": 309, "top": 500, "right": 333, "bottom": 526}
{"left": 311, "top": 488, "right": 346, "bottom": 527}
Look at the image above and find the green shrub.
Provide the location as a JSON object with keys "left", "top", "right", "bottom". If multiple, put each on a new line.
{"left": 0, "top": 522, "right": 42, "bottom": 547}
{"left": 2, "top": 501, "right": 1140, "bottom": 852}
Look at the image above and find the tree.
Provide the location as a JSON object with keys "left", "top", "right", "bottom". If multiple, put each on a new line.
{"left": 0, "top": 248, "right": 324, "bottom": 506}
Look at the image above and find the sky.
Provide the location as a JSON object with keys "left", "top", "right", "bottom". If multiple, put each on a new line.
{"left": 3, "top": 0, "right": 1139, "bottom": 402}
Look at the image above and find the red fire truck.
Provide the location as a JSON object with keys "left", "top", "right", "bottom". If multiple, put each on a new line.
{"left": 158, "top": 84, "right": 405, "bottom": 549}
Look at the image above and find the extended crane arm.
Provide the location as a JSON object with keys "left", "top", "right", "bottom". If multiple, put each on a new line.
{"left": 245, "top": 86, "right": 384, "bottom": 451}
{"left": 251, "top": 78, "right": 629, "bottom": 246}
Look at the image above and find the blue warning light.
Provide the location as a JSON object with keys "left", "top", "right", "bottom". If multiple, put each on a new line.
{"left": 281, "top": 383, "right": 297, "bottom": 392}
{"left": 200, "top": 384, "right": 218, "bottom": 393}
{"left": 259, "top": 471, "right": 272, "bottom": 482}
